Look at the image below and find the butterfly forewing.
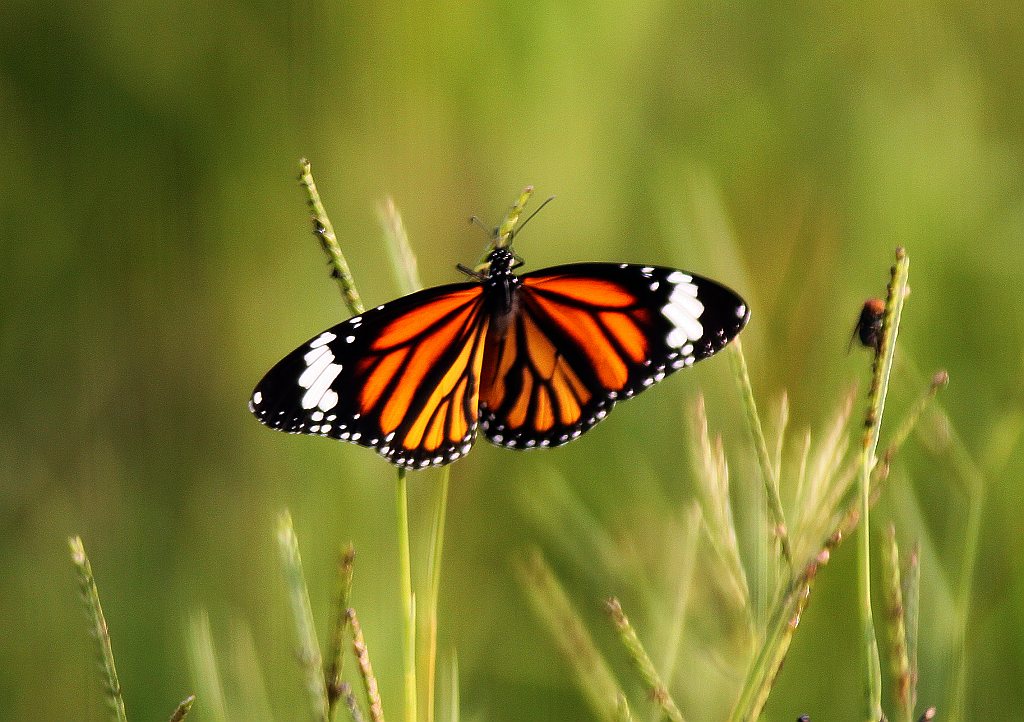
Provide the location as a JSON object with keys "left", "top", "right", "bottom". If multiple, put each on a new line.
{"left": 250, "top": 282, "right": 489, "bottom": 468}
{"left": 478, "top": 263, "right": 749, "bottom": 449}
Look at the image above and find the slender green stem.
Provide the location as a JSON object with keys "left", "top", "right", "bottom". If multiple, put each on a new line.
{"left": 859, "top": 248, "right": 910, "bottom": 721}
{"left": 729, "top": 550, "right": 827, "bottom": 722}
{"left": 327, "top": 544, "right": 357, "bottom": 717}
{"left": 424, "top": 466, "right": 451, "bottom": 722}
{"left": 517, "top": 549, "right": 625, "bottom": 722}
{"left": 731, "top": 254, "right": 928, "bottom": 721}
{"left": 605, "top": 598, "right": 685, "bottom": 722}
{"left": 730, "top": 338, "right": 793, "bottom": 571}
{"left": 349, "top": 609, "right": 386, "bottom": 722}
{"left": 378, "top": 196, "right": 421, "bottom": 295}
{"left": 940, "top": 414, "right": 986, "bottom": 721}
{"left": 277, "top": 511, "right": 331, "bottom": 722}
{"left": 395, "top": 468, "right": 417, "bottom": 722}
{"left": 68, "top": 536, "right": 128, "bottom": 722}
{"left": 883, "top": 526, "right": 912, "bottom": 722}
{"left": 187, "top": 610, "right": 228, "bottom": 722}
{"left": 903, "top": 544, "right": 921, "bottom": 721}
{"left": 298, "top": 158, "right": 365, "bottom": 316}
{"left": 444, "top": 652, "right": 460, "bottom": 722}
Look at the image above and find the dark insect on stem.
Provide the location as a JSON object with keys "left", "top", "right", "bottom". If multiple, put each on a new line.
{"left": 850, "top": 297, "right": 886, "bottom": 352}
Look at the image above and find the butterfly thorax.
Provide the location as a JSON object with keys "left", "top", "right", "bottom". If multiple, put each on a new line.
{"left": 481, "top": 248, "right": 522, "bottom": 333}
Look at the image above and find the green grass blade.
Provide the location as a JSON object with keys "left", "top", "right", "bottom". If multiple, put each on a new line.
{"left": 729, "top": 548, "right": 830, "bottom": 721}
{"left": 605, "top": 598, "right": 685, "bottom": 722}
{"left": 904, "top": 543, "right": 921, "bottom": 722}
{"left": 442, "top": 652, "right": 460, "bottom": 722}
{"left": 378, "top": 195, "right": 422, "bottom": 295}
{"left": 423, "top": 465, "right": 451, "bottom": 722}
{"left": 187, "top": 610, "right": 228, "bottom": 722}
{"left": 516, "top": 549, "right": 625, "bottom": 722}
{"left": 277, "top": 511, "right": 330, "bottom": 722}
{"left": 327, "top": 544, "right": 357, "bottom": 716}
{"left": 730, "top": 339, "right": 792, "bottom": 570}
{"left": 394, "top": 468, "right": 417, "bottom": 722}
{"left": 68, "top": 536, "right": 129, "bottom": 722}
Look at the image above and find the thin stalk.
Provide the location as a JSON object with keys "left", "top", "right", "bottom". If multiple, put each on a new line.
{"left": 298, "top": 159, "right": 365, "bottom": 316}
{"left": 423, "top": 466, "right": 451, "bottom": 722}
{"left": 68, "top": 536, "right": 128, "bottom": 722}
{"left": 605, "top": 598, "right": 685, "bottom": 722}
{"left": 730, "top": 278, "right": 934, "bottom": 722}
{"left": 187, "top": 610, "right": 228, "bottom": 722}
{"left": 883, "top": 526, "right": 912, "bottom": 722}
{"left": 859, "top": 248, "right": 910, "bottom": 721}
{"left": 447, "top": 653, "right": 460, "bottom": 722}
{"left": 516, "top": 549, "right": 625, "bottom": 722}
{"left": 396, "top": 468, "right": 417, "bottom": 722}
{"left": 349, "top": 609, "right": 386, "bottom": 722}
{"left": 903, "top": 544, "right": 921, "bottom": 720}
{"left": 730, "top": 338, "right": 793, "bottom": 570}
{"left": 277, "top": 511, "right": 330, "bottom": 722}
{"left": 729, "top": 549, "right": 829, "bottom": 722}
{"left": 327, "top": 544, "right": 357, "bottom": 716}
{"left": 378, "top": 196, "right": 421, "bottom": 295}
{"left": 942, "top": 419, "right": 986, "bottom": 721}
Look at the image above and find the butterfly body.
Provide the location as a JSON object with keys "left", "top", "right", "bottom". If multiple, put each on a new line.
{"left": 251, "top": 248, "right": 749, "bottom": 469}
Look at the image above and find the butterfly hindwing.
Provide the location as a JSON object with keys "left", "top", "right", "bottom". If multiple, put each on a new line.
{"left": 478, "top": 263, "right": 749, "bottom": 449}
{"left": 250, "top": 282, "right": 489, "bottom": 468}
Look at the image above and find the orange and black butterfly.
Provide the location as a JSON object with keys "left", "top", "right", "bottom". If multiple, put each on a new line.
{"left": 250, "top": 246, "right": 749, "bottom": 469}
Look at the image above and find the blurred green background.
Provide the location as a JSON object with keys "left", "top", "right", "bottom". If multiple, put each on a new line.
{"left": 2, "top": 0, "right": 1023, "bottom": 719}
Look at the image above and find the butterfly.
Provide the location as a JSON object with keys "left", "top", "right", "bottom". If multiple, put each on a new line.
{"left": 250, "top": 247, "right": 749, "bottom": 469}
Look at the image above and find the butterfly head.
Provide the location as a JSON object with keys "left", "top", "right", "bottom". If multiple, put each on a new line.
{"left": 485, "top": 247, "right": 520, "bottom": 276}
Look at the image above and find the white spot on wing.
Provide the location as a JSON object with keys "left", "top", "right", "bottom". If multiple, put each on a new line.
{"left": 309, "top": 331, "right": 336, "bottom": 348}
{"left": 317, "top": 388, "right": 339, "bottom": 412}
{"left": 252, "top": 391, "right": 262, "bottom": 405}
{"left": 662, "top": 277, "right": 704, "bottom": 347}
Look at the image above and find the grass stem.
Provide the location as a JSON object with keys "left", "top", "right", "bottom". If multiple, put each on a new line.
{"left": 327, "top": 544, "right": 357, "bottom": 716}
{"left": 517, "top": 549, "right": 625, "bottom": 722}
{"left": 378, "top": 196, "right": 422, "bottom": 295}
{"left": 423, "top": 466, "right": 451, "bottom": 722}
{"left": 396, "top": 468, "right": 417, "bottom": 722}
{"left": 68, "top": 536, "right": 129, "bottom": 722}
{"left": 349, "top": 608, "right": 386, "bottom": 722}
{"left": 730, "top": 338, "right": 793, "bottom": 571}
{"left": 298, "top": 159, "right": 365, "bottom": 316}
{"left": 605, "top": 598, "right": 685, "bottom": 722}
{"left": 859, "top": 248, "right": 910, "bottom": 720}
{"left": 277, "top": 511, "right": 331, "bottom": 722}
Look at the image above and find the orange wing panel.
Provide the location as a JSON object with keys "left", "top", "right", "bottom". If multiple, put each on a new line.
{"left": 524, "top": 276, "right": 637, "bottom": 308}
{"left": 373, "top": 288, "right": 481, "bottom": 350}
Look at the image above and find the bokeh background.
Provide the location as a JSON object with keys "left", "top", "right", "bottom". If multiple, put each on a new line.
{"left": 2, "top": 1, "right": 1022, "bottom": 719}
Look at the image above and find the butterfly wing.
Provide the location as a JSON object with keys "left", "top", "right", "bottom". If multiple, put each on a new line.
{"left": 479, "top": 263, "right": 749, "bottom": 449}
{"left": 250, "top": 283, "right": 489, "bottom": 468}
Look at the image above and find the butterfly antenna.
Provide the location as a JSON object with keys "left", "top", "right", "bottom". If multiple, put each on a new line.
{"left": 509, "top": 195, "right": 556, "bottom": 242}
{"left": 468, "top": 215, "right": 494, "bottom": 234}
